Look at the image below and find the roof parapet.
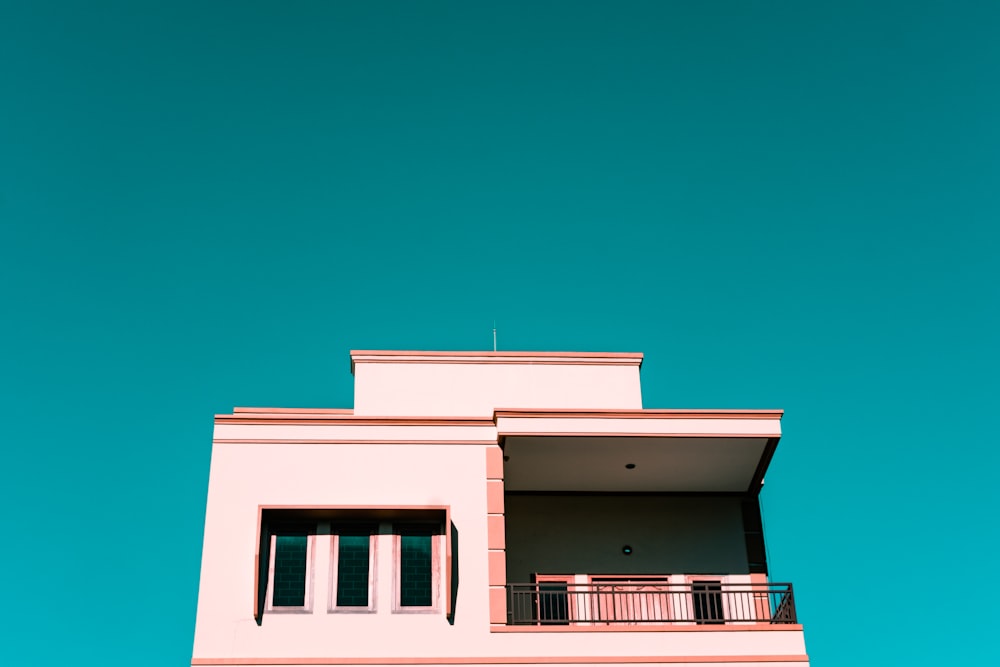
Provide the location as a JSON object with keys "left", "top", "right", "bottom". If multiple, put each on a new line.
{"left": 350, "top": 350, "right": 643, "bottom": 374}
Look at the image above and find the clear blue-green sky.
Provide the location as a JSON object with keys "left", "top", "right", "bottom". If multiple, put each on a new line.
{"left": 1, "top": 2, "right": 996, "bottom": 665}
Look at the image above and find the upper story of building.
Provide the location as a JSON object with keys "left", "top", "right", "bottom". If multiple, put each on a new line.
{"left": 350, "top": 350, "right": 645, "bottom": 416}
{"left": 192, "top": 351, "right": 808, "bottom": 667}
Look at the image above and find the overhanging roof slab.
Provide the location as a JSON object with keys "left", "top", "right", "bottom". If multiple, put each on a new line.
{"left": 495, "top": 409, "right": 782, "bottom": 438}
{"left": 497, "top": 409, "right": 782, "bottom": 494}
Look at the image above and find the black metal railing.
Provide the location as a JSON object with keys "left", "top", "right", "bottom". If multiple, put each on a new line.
{"left": 506, "top": 581, "right": 796, "bottom": 626}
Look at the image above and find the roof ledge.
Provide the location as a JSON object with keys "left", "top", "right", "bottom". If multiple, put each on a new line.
{"left": 350, "top": 350, "right": 643, "bottom": 373}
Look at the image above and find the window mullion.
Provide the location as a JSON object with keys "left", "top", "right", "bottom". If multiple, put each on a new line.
{"left": 375, "top": 521, "right": 395, "bottom": 612}
{"left": 313, "top": 523, "right": 332, "bottom": 615}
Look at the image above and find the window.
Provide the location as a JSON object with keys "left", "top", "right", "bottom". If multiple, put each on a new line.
{"left": 330, "top": 524, "right": 376, "bottom": 612}
{"left": 254, "top": 508, "right": 449, "bottom": 624}
{"left": 537, "top": 582, "right": 570, "bottom": 624}
{"left": 394, "top": 524, "right": 443, "bottom": 612}
{"left": 265, "top": 526, "right": 314, "bottom": 612}
{"left": 531, "top": 574, "right": 573, "bottom": 624}
{"left": 692, "top": 580, "right": 724, "bottom": 624}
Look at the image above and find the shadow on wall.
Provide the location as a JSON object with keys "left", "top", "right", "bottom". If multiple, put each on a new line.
{"left": 449, "top": 521, "right": 459, "bottom": 625}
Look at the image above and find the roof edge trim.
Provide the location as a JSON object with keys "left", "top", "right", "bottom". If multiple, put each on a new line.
{"left": 233, "top": 407, "right": 354, "bottom": 415}
{"left": 494, "top": 409, "right": 784, "bottom": 420}
{"left": 215, "top": 414, "right": 496, "bottom": 426}
{"left": 350, "top": 350, "right": 643, "bottom": 373}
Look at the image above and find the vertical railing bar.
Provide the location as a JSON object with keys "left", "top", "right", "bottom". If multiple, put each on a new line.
{"left": 504, "top": 582, "right": 796, "bottom": 626}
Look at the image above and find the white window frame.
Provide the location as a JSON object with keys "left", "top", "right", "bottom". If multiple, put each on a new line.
{"left": 328, "top": 531, "right": 378, "bottom": 613}
{"left": 391, "top": 526, "right": 443, "bottom": 614}
{"left": 264, "top": 533, "right": 315, "bottom": 613}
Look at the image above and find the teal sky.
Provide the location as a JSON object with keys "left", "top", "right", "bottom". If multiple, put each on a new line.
{"left": 1, "top": 2, "right": 997, "bottom": 664}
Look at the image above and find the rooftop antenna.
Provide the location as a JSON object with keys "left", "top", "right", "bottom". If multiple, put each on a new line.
{"left": 493, "top": 320, "right": 497, "bottom": 352}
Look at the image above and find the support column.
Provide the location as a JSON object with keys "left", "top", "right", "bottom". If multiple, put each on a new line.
{"left": 486, "top": 445, "right": 507, "bottom": 627}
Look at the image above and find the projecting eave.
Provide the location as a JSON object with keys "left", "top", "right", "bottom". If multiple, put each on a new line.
{"left": 495, "top": 408, "right": 783, "bottom": 495}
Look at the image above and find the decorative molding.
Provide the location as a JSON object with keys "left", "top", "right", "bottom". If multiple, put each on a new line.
{"left": 350, "top": 351, "right": 644, "bottom": 372}
{"left": 495, "top": 410, "right": 783, "bottom": 420}
{"left": 213, "top": 439, "right": 499, "bottom": 446}
{"left": 192, "top": 653, "right": 809, "bottom": 665}
{"left": 216, "top": 416, "right": 496, "bottom": 426}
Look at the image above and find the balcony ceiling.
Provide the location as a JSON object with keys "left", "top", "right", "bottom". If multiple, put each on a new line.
{"left": 502, "top": 436, "right": 772, "bottom": 493}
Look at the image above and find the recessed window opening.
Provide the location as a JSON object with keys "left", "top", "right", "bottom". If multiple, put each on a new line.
{"left": 255, "top": 508, "right": 447, "bottom": 623}
{"left": 692, "top": 580, "right": 724, "bottom": 625}
{"left": 334, "top": 525, "right": 375, "bottom": 609}
{"left": 265, "top": 524, "right": 314, "bottom": 612}
{"left": 394, "top": 524, "right": 442, "bottom": 612}
{"left": 273, "top": 535, "right": 308, "bottom": 606}
{"left": 400, "top": 534, "right": 433, "bottom": 606}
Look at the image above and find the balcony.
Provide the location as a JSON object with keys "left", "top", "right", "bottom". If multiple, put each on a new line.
{"left": 506, "top": 580, "right": 796, "bottom": 626}
{"left": 496, "top": 416, "right": 791, "bottom": 632}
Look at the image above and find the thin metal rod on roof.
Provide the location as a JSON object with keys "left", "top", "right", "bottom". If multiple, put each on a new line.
{"left": 493, "top": 320, "right": 497, "bottom": 351}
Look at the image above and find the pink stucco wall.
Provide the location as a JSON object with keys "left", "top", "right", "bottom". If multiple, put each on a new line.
{"left": 351, "top": 352, "right": 644, "bottom": 417}
{"left": 192, "top": 440, "right": 807, "bottom": 661}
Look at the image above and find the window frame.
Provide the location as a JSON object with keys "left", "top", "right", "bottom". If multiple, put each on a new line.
{"left": 328, "top": 525, "right": 378, "bottom": 613}
{"left": 391, "top": 523, "right": 443, "bottom": 614}
{"left": 689, "top": 578, "right": 726, "bottom": 625}
{"left": 254, "top": 506, "right": 451, "bottom": 623}
{"left": 532, "top": 574, "right": 573, "bottom": 624}
{"left": 264, "top": 531, "right": 315, "bottom": 613}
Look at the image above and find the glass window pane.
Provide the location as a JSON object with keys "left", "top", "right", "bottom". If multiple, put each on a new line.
{"left": 400, "top": 534, "right": 432, "bottom": 607}
{"left": 336, "top": 534, "right": 371, "bottom": 607}
{"left": 272, "top": 535, "right": 307, "bottom": 607}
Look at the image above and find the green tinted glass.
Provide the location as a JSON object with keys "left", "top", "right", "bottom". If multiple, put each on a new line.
{"left": 399, "top": 534, "right": 432, "bottom": 607}
{"left": 336, "top": 534, "right": 371, "bottom": 607}
{"left": 272, "top": 535, "right": 307, "bottom": 607}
